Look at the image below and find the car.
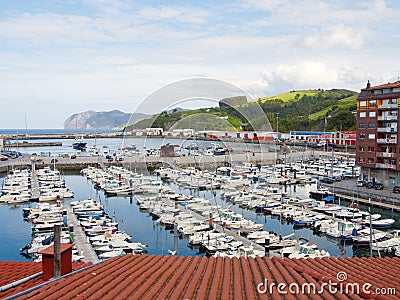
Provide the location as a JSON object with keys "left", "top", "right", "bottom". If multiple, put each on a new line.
{"left": 393, "top": 186, "right": 400, "bottom": 194}
{"left": 107, "top": 157, "right": 113, "bottom": 162}
{"left": 50, "top": 158, "right": 58, "bottom": 163}
{"left": 70, "top": 155, "right": 76, "bottom": 159}
{"left": 0, "top": 156, "right": 8, "bottom": 161}
{"left": 374, "top": 183, "right": 383, "bottom": 190}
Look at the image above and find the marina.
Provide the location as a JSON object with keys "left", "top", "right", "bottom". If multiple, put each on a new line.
{"left": 1, "top": 143, "right": 399, "bottom": 263}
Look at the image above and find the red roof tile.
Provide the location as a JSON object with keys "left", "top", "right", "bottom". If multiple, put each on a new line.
{"left": 371, "top": 82, "right": 400, "bottom": 89}
{"left": 0, "top": 260, "right": 90, "bottom": 299}
{"left": 8, "top": 255, "right": 400, "bottom": 300}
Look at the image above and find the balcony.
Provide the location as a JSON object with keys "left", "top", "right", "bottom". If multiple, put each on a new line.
{"left": 376, "top": 152, "right": 397, "bottom": 158}
{"left": 377, "top": 115, "right": 398, "bottom": 121}
{"left": 377, "top": 138, "right": 397, "bottom": 144}
{"left": 375, "top": 163, "right": 396, "bottom": 169}
{"left": 377, "top": 127, "right": 397, "bottom": 133}
{"left": 378, "top": 103, "right": 398, "bottom": 110}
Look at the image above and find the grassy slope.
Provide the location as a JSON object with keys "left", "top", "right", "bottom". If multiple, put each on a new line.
{"left": 309, "top": 95, "right": 357, "bottom": 120}
{"left": 257, "top": 90, "right": 319, "bottom": 103}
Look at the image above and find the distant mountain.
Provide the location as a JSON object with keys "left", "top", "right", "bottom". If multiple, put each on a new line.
{"left": 64, "top": 110, "right": 149, "bottom": 130}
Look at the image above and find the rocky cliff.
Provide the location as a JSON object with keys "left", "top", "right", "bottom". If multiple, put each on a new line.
{"left": 64, "top": 110, "right": 148, "bottom": 130}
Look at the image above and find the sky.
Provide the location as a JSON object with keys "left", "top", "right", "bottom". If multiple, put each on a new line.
{"left": 0, "top": 0, "right": 399, "bottom": 128}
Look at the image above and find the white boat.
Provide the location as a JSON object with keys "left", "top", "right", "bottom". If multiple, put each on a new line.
{"left": 371, "top": 219, "right": 396, "bottom": 229}
{"left": 98, "top": 249, "right": 126, "bottom": 259}
{"left": 288, "top": 242, "right": 330, "bottom": 259}
{"left": 0, "top": 190, "right": 31, "bottom": 203}
{"left": 372, "top": 237, "right": 400, "bottom": 251}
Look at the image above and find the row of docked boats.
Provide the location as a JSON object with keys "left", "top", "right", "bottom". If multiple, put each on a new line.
{"left": 0, "top": 167, "right": 74, "bottom": 204}
{"left": 81, "top": 165, "right": 333, "bottom": 258}
{"left": 0, "top": 169, "right": 32, "bottom": 204}
{"left": 20, "top": 202, "right": 79, "bottom": 261}
{"left": 70, "top": 198, "right": 147, "bottom": 260}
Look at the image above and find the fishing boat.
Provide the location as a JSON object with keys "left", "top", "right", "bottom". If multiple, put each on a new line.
{"left": 72, "top": 136, "right": 87, "bottom": 150}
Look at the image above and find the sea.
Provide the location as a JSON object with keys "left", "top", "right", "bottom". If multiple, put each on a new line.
{"left": 0, "top": 130, "right": 398, "bottom": 261}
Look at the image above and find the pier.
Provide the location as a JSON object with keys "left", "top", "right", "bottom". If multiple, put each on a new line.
{"left": 66, "top": 206, "right": 99, "bottom": 264}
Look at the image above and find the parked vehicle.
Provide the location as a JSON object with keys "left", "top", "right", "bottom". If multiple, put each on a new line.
{"left": 356, "top": 180, "right": 364, "bottom": 187}
{"left": 393, "top": 186, "right": 400, "bottom": 194}
{"left": 366, "top": 182, "right": 374, "bottom": 189}
{"left": 320, "top": 177, "right": 333, "bottom": 184}
{"left": 374, "top": 183, "right": 383, "bottom": 190}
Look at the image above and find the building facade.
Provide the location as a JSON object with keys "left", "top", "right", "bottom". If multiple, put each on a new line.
{"left": 356, "top": 80, "right": 400, "bottom": 187}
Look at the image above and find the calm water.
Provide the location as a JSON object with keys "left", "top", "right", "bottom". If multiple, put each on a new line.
{"left": 1, "top": 173, "right": 399, "bottom": 261}
{"left": 7, "top": 136, "right": 279, "bottom": 157}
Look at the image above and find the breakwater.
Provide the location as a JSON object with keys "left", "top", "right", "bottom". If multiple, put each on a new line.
{"left": 6, "top": 141, "right": 63, "bottom": 147}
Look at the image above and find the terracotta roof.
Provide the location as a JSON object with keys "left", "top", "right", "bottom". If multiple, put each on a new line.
{"left": 371, "top": 81, "right": 400, "bottom": 89}
{"left": 0, "top": 261, "right": 90, "bottom": 299}
{"left": 10, "top": 255, "right": 400, "bottom": 300}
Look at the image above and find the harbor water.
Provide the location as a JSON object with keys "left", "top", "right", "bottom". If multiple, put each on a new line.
{"left": 1, "top": 171, "right": 399, "bottom": 262}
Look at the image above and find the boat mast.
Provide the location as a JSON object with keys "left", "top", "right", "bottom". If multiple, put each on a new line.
{"left": 369, "top": 197, "right": 373, "bottom": 257}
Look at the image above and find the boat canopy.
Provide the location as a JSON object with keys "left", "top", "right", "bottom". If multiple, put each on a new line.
{"left": 322, "top": 195, "right": 334, "bottom": 202}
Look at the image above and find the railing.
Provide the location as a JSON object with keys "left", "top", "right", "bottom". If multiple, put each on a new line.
{"left": 377, "top": 138, "right": 397, "bottom": 144}
{"left": 377, "top": 115, "right": 398, "bottom": 121}
{"left": 376, "top": 152, "right": 397, "bottom": 158}
{"left": 375, "top": 163, "right": 396, "bottom": 169}
{"left": 377, "top": 127, "right": 397, "bottom": 133}
{"left": 378, "top": 103, "right": 398, "bottom": 109}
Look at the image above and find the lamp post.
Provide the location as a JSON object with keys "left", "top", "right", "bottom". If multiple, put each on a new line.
{"left": 24, "top": 116, "right": 28, "bottom": 136}
{"left": 276, "top": 112, "right": 279, "bottom": 140}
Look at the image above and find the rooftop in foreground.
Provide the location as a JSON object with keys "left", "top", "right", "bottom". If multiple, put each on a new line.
{"left": 6, "top": 254, "right": 400, "bottom": 300}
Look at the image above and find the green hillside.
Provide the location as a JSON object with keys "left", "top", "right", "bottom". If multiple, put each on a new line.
{"left": 127, "top": 89, "right": 358, "bottom": 132}
{"left": 257, "top": 90, "right": 319, "bottom": 103}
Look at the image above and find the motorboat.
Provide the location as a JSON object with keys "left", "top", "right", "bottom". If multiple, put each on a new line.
{"left": 288, "top": 242, "right": 330, "bottom": 259}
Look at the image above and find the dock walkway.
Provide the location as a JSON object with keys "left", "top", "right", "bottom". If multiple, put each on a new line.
{"left": 67, "top": 206, "right": 99, "bottom": 264}
{"left": 30, "top": 171, "right": 40, "bottom": 201}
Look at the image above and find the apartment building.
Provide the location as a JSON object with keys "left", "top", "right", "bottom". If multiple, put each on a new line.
{"left": 356, "top": 80, "right": 400, "bottom": 187}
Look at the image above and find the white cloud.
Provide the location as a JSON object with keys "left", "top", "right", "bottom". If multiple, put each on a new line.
{"left": 0, "top": 1, "right": 399, "bottom": 128}
{"left": 261, "top": 61, "right": 338, "bottom": 91}
{"left": 137, "top": 6, "right": 211, "bottom": 24}
{"left": 300, "top": 24, "right": 371, "bottom": 50}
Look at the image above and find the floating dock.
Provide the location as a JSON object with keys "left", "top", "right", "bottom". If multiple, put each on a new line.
{"left": 66, "top": 206, "right": 99, "bottom": 264}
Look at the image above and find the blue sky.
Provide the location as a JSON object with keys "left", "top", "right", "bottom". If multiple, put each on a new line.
{"left": 0, "top": 0, "right": 399, "bottom": 128}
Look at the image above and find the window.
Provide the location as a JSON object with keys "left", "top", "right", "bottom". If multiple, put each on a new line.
{"left": 359, "top": 133, "right": 366, "bottom": 139}
{"left": 368, "top": 146, "right": 375, "bottom": 152}
{"left": 360, "top": 112, "right": 366, "bottom": 118}
{"left": 359, "top": 157, "right": 365, "bottom": 162}
{"left": 383, "top": 88, "right": 391, "bottom": 94}
{"left": 368, "top": 134, "right": 375, "bottom": 139}
{"left": 369, "top": 100, "right": 376, "bottom": 106}
{"left": 359, "top": 123, "right": 366, "bottom": 129}
{"left": 359, "top": 146, "right": 365, "bottom": 151}
{"left": 369, "top": 111, "right": 376, "bottom": 117}
{"left": 368, "top": 158, "right": 374, "bottom": 163}
{"left": 368, "top": 123, "right": 376, "bottom": 128}
{"left": 374, "top": 90, "right": 382, "bottom": 94}
{"left": 360, "top": 101, "right": 367, "bottom": 106}
{"left": 392, "top": 98, "right": 398, "bottom": 104}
